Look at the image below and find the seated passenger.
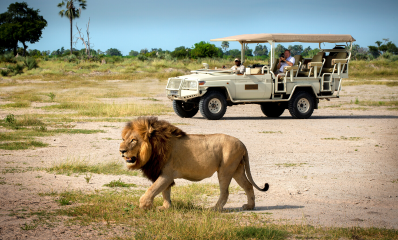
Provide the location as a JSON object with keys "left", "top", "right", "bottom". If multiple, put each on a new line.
{"left": 231, "top": 58, "right": 245, "bottom": 74}
{"left": 277, "top": 49, "right": 295, "bottom": 74}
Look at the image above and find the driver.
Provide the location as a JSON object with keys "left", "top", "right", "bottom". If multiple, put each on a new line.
{"left": 277, "top": 49, "right": 295, "bottom": 74}
{"left": 231, "top": 58, "right": 245, "bottom": 74}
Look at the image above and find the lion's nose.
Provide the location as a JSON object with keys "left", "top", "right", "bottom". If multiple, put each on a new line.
{"left": 120, "top": 150, "right": 127, "bottom": 154}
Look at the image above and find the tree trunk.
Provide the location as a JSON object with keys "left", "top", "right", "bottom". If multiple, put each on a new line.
{"left": 22, "top": 42, "right": 28, "bottom": 56}
{"left": 70, "top": 17, "right": 73, "bottom": 55}
{"left": 13, "top": 41, "right": 18, "bottom": 56}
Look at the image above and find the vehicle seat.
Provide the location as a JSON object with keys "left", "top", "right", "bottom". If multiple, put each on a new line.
{"left": 298, "top": 54, "right": 323, "bottom": 77}
{"left": 322, "top": 52, "right": 347, "bottom": 73}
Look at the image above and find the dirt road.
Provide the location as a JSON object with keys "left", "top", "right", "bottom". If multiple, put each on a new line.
{"left": 1, "top": 85, "right": 397, "bottom": 239}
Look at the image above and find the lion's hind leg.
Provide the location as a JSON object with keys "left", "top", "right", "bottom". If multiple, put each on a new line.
{"left": 233, "top": 162, "right": 255, "bottom": 210}
{"left": 213, "top": 170, "right": 234, "bottom": 211}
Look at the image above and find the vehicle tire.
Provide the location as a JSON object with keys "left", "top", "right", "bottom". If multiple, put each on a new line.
{"left": 288, "top": 91, "right": 315, "bottom": 119}
{"left": 173, "top": 100, "right": 198, "bottom": 118}
{"left": 260, "top": 103, "right": 285, "bottom": 118}
{"left": 199, "top": 91, "right": 227, "bottom": 120}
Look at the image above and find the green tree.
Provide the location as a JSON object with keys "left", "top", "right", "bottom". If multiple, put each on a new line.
{"left": 58, "top": 0, "right": 87, "bottom": 55}
{"left": 106, "top": 48, "right": 122, "bottom": 56}
{"left": 129, "top": 50, "right": 139, "bottom": 56}
{"left": 0, "top": 2, "right": 47, "bottom": 56}
{"left": 253, "top": 44, "right": 268, "bottom": 56}
{"left": 190, "top": 41, "right": 220, "bottom": 59}
{"left": 288, "top": 45, "right": 303, "bottom": 56}
{"left": 221, "top": 41, "right": 229, "bottom": 52}
{"left": 225, "top": 49, "right": 241, "bottom": 58}
{"left": 170, "top": 46, "right": 190, "bottom": 59}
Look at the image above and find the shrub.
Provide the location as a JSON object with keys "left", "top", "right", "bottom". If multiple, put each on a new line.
{"left": 137, "top": 54, "right": 148, "bottom": 61}
{"left": 0, "top": 53, "right": 17, "bottom": 63}
{"left": 24, "top": 57, "right": 39, "bottom": 70}
{"left": 0, "top": 70, "right": 8, "bottom": 76}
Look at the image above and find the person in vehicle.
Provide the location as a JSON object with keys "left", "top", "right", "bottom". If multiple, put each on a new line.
{"left": 231, "top": 58, "right": 245, "bottom": 74}
{"left": 277, "top": 49, "right": 295, "bottom": 74}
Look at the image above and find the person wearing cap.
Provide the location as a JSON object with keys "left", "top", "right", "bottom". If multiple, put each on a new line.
{"left": 231, "top": 58, "right": 245, "bottom": 74}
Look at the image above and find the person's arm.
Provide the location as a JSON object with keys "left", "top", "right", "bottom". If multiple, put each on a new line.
{"left": 285, "top": 57, "right": 295, "bottom": 67}
{"left": 239, "top": 65, "right": 245, "bottom": 74}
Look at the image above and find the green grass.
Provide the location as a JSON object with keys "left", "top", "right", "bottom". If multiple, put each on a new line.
{"left": 44, "top": 158, "right": 139, "bottom": 176}
{"left": 322, "top": 136, "right": 362, "bottom": 141}
{"left": 103, "top": 179, "right": 137, "bottom": 188}
{"left": 260, "top": 131, "right": 282, "bottom": 134}
{"left": 0, "top": 101, "right": 31, "bottom": 108}
{"left": 275, "top": 163, "right": 307, "bottom": 167}
{"left": 0, "top": 141, "right": 48, "bottom": 150}
{"left": 43, "top": 102, "right": 171, "bottom": 117}
{"left": 34, "top": 187, "right": 398, "bottom": 240}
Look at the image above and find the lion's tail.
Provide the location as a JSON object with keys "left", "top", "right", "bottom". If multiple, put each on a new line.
{"left": 243, "top": 149, "right": 269, "bottom": 192}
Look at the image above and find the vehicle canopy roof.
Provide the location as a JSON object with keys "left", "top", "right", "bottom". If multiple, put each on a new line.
{"left": 210, "top": 33, "right": 356, "bottom": 43}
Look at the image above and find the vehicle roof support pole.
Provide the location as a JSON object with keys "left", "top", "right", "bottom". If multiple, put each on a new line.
{"left": 240, "top": 41, "right": 245, "bottom": 63}
{"left": 268, "top": 40, "right": 275, "bottom": 71}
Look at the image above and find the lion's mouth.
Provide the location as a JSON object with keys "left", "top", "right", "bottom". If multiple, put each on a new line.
{"left": 125, "top": 156, "right": 137, "bottom": 164}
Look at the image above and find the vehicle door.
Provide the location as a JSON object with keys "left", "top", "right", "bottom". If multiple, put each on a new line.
{"left": 234, "top": 74, "right": 268, "bottom": 99}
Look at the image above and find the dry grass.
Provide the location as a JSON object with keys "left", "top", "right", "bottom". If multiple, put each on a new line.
{"left": 29, "top": 187, "right": 397, "bottom": 240}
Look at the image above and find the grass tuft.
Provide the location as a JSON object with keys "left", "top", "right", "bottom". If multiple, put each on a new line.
{"left": 0, "top": 141, "right": 48, "bottom": 150}
{"left": 103, "top": 178, "right": 137, "bottom": 188}
{"left": 44, "top": 159, "right": 139, "bottom": 176}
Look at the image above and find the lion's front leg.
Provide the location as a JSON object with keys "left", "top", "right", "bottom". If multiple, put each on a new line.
{"left": 139, "top": 176, "right": 174, "bottom": 210}
{"left": 157, "top": 184, "right": 172, "bottom": 211}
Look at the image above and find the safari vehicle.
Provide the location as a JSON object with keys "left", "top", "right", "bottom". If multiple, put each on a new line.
{"left": 165, "top": 33, "right": 356, "bottom": 120}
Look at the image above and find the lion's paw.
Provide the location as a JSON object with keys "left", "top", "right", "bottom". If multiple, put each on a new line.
{"left": 139, "top": 199, "right": 153, "bottom": 210}
{"left": 157, "top": 206, "right": 169, "bottom": 211}
{"left": 242, "top": 204, "right": 255, "bottom": 210}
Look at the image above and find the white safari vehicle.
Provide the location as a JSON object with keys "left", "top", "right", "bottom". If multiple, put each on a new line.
{"left": 166, "top": 33, "right": 356, "bottom": 120}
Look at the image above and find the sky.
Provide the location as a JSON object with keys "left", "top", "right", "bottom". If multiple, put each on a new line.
{"left": 1, "top": 0, "right": 398, "bottom": 55}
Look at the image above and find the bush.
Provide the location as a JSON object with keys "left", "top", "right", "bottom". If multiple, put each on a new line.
{"left": 0, "top": 53, "right": 17, "bottom": 63}
{"left": 1, "top": 70, "right": 8, "bottom": 76}
{"left": 106, "top": 48, "right": 122, "bottom": 56}
{"left": 137, "top": 55, "right": 148, "bottom": 61}
{"left": 190, "top": 41, "right": 221, "bottom": 59}
{"left": 24, "top": 57, "right": 39, "bottom": 70}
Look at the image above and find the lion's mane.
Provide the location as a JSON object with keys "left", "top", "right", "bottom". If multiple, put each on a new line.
{"left": 126, "top": 117, "right": 186, "bottom": 182}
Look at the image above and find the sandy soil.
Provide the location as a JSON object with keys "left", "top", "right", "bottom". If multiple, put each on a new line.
{"left": 0, "top": 84, "right": 398, "bottom": 239}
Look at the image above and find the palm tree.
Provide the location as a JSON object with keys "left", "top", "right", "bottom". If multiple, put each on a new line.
{"left": 57, "top": 0, "right": 87, "bottom": 55}
{"left": 221, "top": 41, "right": 229, "bottom": 52}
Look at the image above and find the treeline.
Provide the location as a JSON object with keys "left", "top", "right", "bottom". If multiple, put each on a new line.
{"left": 3, "top": 40, "right": 398, "bottom": 63}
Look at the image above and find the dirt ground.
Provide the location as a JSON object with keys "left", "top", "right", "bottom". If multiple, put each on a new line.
{"left": 0, "top": 84, "right": 398, "bottom": 239}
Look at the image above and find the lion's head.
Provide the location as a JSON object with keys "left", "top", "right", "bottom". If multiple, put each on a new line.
{"left": 119, "top": 116, "right": 186, "bottom": 182}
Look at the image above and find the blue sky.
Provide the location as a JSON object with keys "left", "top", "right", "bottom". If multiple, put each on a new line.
{"left": 1, "top": 0, "right": 397, "bottom": 55}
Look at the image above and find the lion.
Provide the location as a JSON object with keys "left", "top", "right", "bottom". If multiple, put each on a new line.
{"left": 119, "top": 116, "right": 269, "bottom": 211}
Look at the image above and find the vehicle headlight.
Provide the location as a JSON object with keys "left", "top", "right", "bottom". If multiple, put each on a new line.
{"left": 182, "top": 80, "right": 197, "bottom": 89}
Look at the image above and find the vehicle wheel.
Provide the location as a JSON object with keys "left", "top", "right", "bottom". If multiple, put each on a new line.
{"left": 173, "top": 100, "right": 198, "bottom": 118}
{"left": 260, "top": 103, "right": 285, "bottom": 118}
{"left": 199, "top": 91, "right": 227, "bottom": 120}
{"left": 288, "top": 91, "right": 315, "bottom": 119}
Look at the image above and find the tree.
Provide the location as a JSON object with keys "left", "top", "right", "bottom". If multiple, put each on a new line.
{"left": 253, "top": 44, "right": 268, "bottom": 56}
{"left": 221, "top": 41, "right": 229, "bottom": 52}
{"left": 190, "top": 41, "right": 220, "bottom": 59}
{"left": 0, "top": 2, "right": 47, "bottom": 56}
{"left": 288, "top": 45, "right": 303, "bottom": 56}
{"left": 140, "top": 48, "right": 148, "bottom": 54}
{"left": 106, "top": 48, "right": 122, "bottom": 56}
{"left": 129, "top": 50, "right": 139, "bottom": 56}
{"left": 74, "top": 18, "right": 92, "bottom": 57}
{"left": 170, "top": 46, "right": 190, "bottom": 59}
{"left": 225, "top": 49, "right": 241, "bottom": 58}
{"left": 58, "top": 0, "right": 87, "bottom": 55}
